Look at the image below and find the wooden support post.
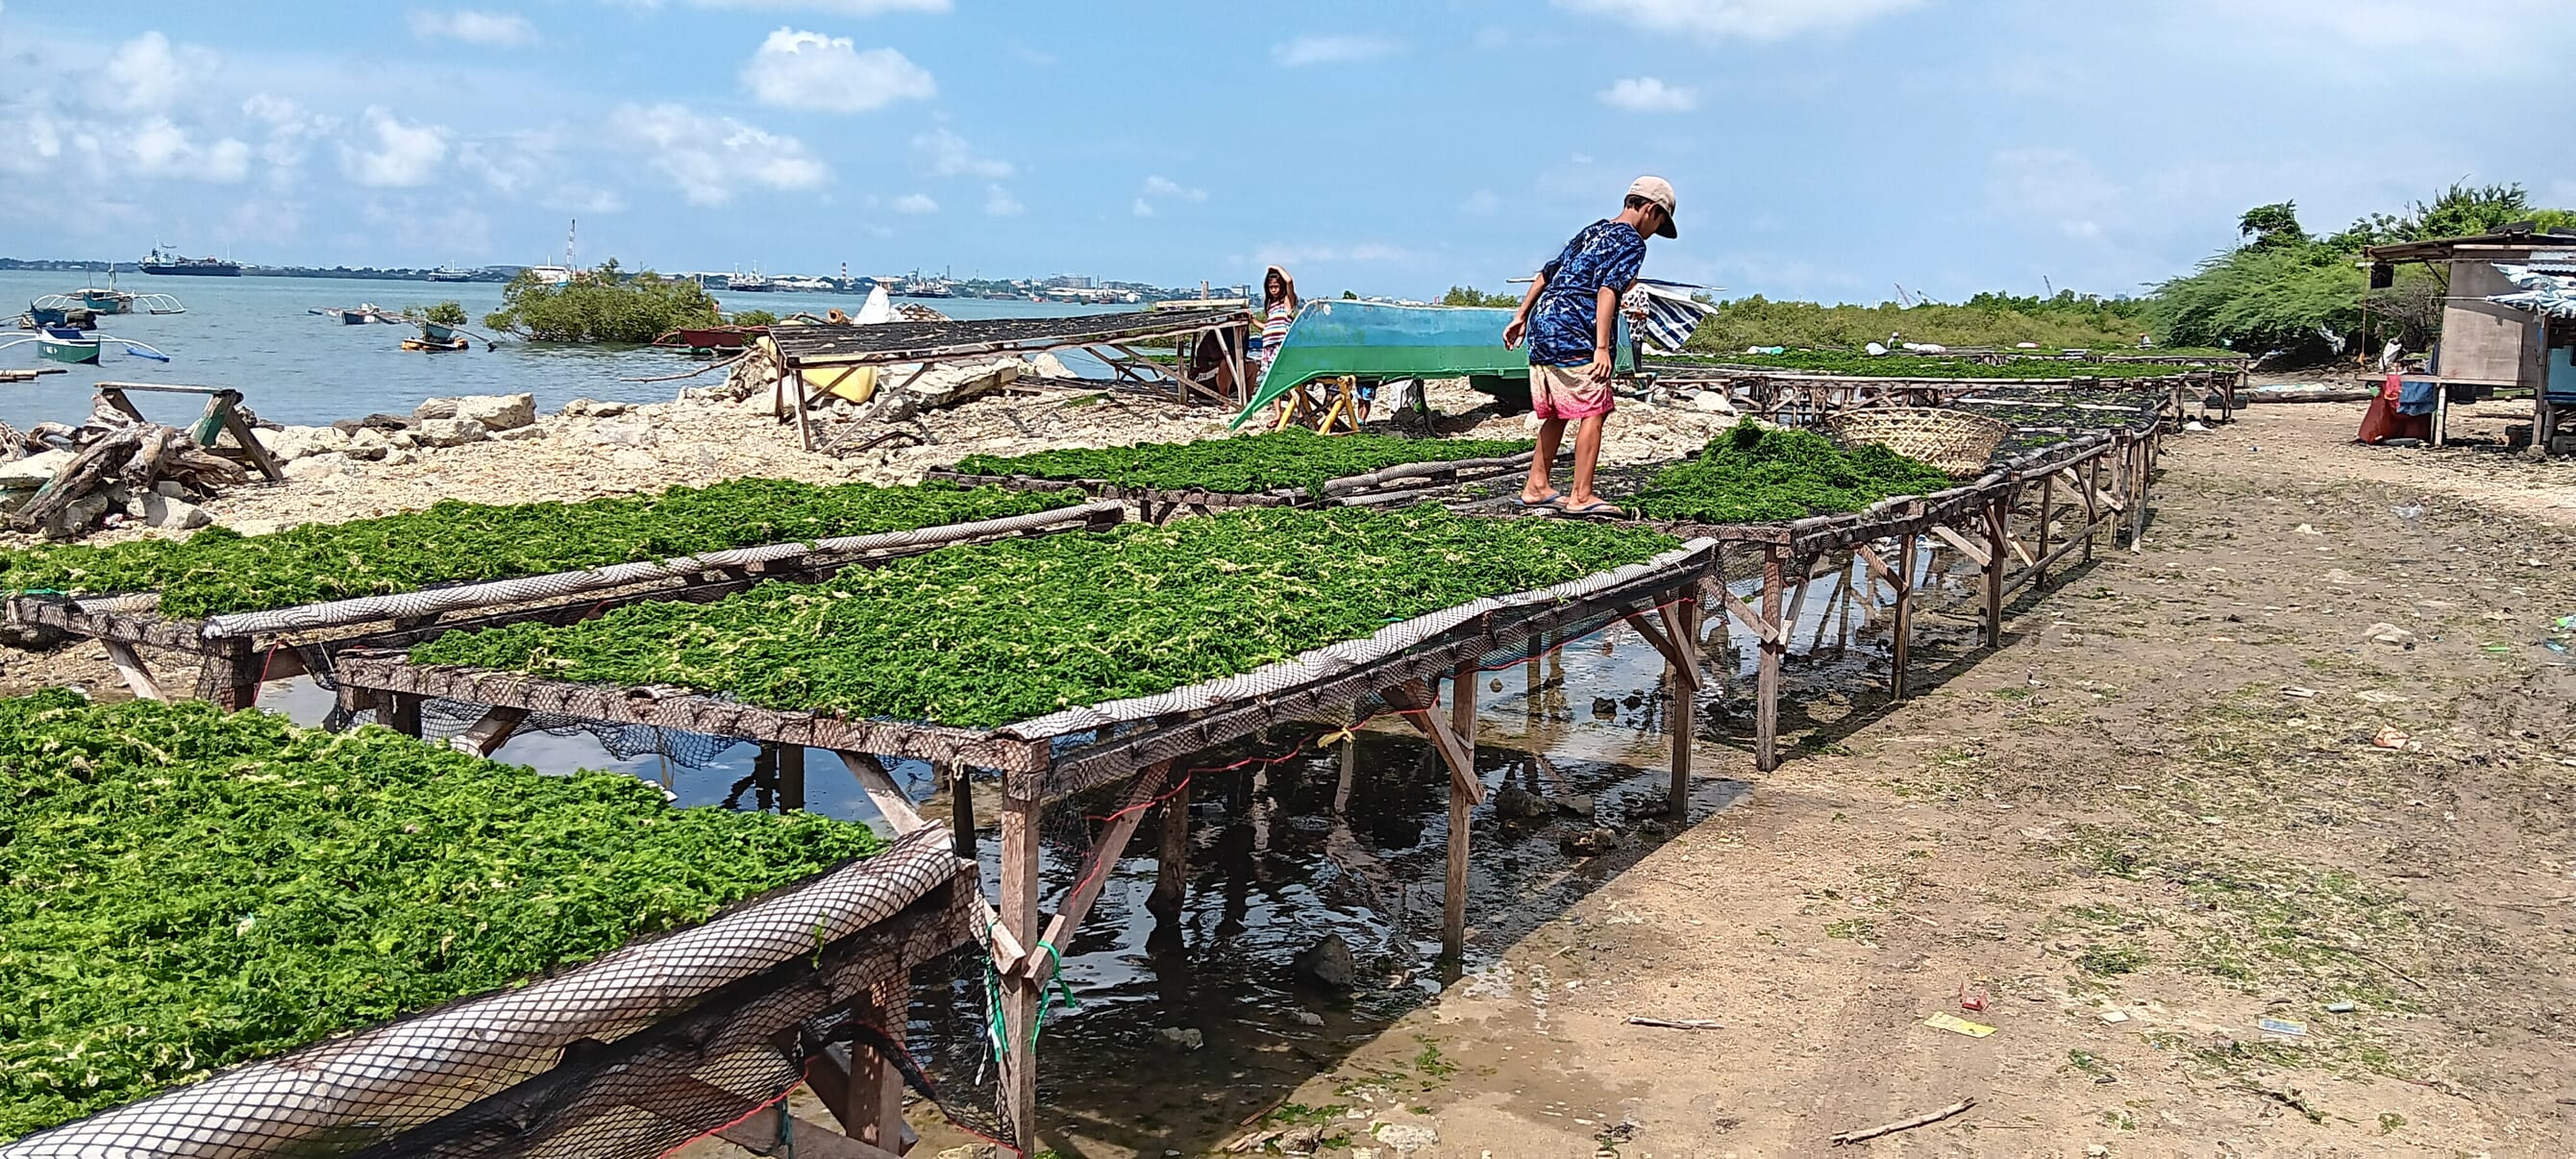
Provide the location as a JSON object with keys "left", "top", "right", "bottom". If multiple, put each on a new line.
{"left": 2036, "top": 472, "right": 2055, "bottom": 588}
{"left": 789, "top": 370, "right": 812, "bottom": 452}
{"left": 102, "top": 640, "right": 167, "bottom": 702}
{"left": 778, "top": 743, "right": 807, "bottom": 812}
{"left": 998, "top": 794, "right": 1043, "bottom": 1152}
{"left": 192, "top": 638, "right": 261, "bottom": 711}
{"left": 1666, "top": 597, "right": 1698, "bottom": 818}
{"left": 950, "top": 764, "right": 976, "bottom": 857}
{"left": 1892, "top": 530, "right": 1917, "bottom": 701}
{"left": 1149, "top": 772, "right": 1192, "bottom": 920}
{"left": 1523, "top": 631, "right": 1543, "bottom": 718}
{"left": 2080, "top": 457, "right": 2100, "bottom": 562}
{"left": 1982, "top": 495, "right": 2008, "bottom": 649}
{"left": 385, "top": 692, "right": 423, "bottom": 738}
{"left": 862, "top": 979, "right": 907, "bottom": 1155}
{"left": 1443, "top": 660, "right": 1477, "bottom": 961}
{"left": 1779, "top": 555, "right": 1817, "bottom": 653}
{"left": 1757, "top": 547, "right": 1784, "bottom": 773}
{"left": 2130, "top": 438, "right": 2150, "bottom": 544}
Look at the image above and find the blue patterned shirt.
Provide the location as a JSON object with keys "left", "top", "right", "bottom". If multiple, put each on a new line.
{"left": 1526, "top": 219, "right": 1646, "bottom": 367}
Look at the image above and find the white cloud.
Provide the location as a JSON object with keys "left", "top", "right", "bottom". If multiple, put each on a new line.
{"left": 1556, "top": 0, "right": 1920, "bottom": 42}
{"left": 983, "top": 185, "right": 1024, "bottom": 216}
{"left": 409, "top": 10, "right": 541, "bottom": 47}
{"left": 1986, "top": 147, "right": 2122, "bottom": 243}
{"left": 103, "top": 32, "right": 217, "bottom": 112}
{"left": 340, "top": 107, "right": 452, "bottom": 187}
{"left": 1253, "top": 242, "right": 1415, "bottom": 266}
{"left": 111, "top": 116, "right": 253, "bottom": 183}
{"left": 684, "top": 0, "right": 949, "bottom": 12}
{"left": 241, "top": 93, "right": 336, "bottom": 176}
{"left": 890, "top": 192, "right": 938, "bottom": 213}
{"left": 743, "top": 27, "right": 935, "bottom": 111}
{"left": 1598, "top": 77, "right": 1697, "bottom": 112}
{"left": 611, "top": 102, "right": 829, "bottom": 205}
{"left": 913, "top": 128, "right": 1011, "bottom": 178}
{"left": 1142, "top": 175, "right": 1206, "bottom": 202}
{"left": 1130, "top": 198, "right": 1155, "bottom": 218}
{"left": 1272, "top": 35, "right": 1399, "bottom": 66}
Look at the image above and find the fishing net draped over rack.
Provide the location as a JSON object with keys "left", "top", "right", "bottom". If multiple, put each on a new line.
{"left": 1, "top": 826, "right": 977, "bottom": 1159}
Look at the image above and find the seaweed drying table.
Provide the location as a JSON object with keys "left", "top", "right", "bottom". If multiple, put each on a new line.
{"left": 327, "top": 537, "right": 1721, "bottom": 1150}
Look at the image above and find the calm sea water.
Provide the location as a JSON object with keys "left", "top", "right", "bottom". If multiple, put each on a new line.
{"left": 0, "top": 270, "right": 1135, "bottom": 431}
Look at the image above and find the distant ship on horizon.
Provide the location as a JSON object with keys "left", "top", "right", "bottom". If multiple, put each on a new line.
{"left": 139, "top": 244, "right": 239, "bottom": 277}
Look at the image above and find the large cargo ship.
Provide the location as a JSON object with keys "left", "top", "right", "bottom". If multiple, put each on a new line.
{"left": 139, "top": 245, "right": 240, "bottom": 277}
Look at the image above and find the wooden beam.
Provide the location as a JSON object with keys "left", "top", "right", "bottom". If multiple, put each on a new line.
{"left": 1619, "top": 610, "right": 1697, "bottom": 687}
{"left": 1982, "top": 497, "right": 2008, "bottom": 649}
{"left": 1928, "top": 523, "right": 1990, "bottom": 569}
{"left": 838, "top": 751, "right": 927, "bottom": 833}
{"left": 1148, "top": 771, "right": 1191, "bottom": 920}
{"left": 1666, "top": 597, "right": 1699, "bottom": 818}
{"left": 447, "top": 705, "right": 528, "bottom": 757}
{"left": 1891, "top": 530, "right": 1917, "bottom": 701}
{"left": 998, "top": 795, "right": 1043, "bottom": 1151}
{"left": 1851, "top": 542, "right": 1899, "bottom": 587}
{"left": 1756, "top": 547, "right": 1784, "bottom": 773}
{"left": 1443, "top": 659, "right": 1477, "bottom": 961}
{"left": 1385, "top": 679, "right": 1485, "bottom": 804}
{"left": 1026, "top": 759, "right": 1175, "bottom": 983}
{"left": 102, "top": 640, "right": 166, "bottom": 702}
{"left": 191, "top": 637, "right": 261, "bottom": 711}
{"left": 1709, "top": 582, "right": 1783, "bottom": 646}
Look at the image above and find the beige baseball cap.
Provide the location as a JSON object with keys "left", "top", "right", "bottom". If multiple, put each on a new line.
{"left": 1628, "top": 175, "right": 1678, "bottom": 238}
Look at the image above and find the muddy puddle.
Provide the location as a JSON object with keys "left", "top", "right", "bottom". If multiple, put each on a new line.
{"left": 252, "top": 553, "right": 2004, "bottom": 1155}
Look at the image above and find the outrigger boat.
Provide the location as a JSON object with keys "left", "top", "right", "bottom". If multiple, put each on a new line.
{"left": 400, "top": 316, "right": 493, "bottom": 352}
{"left": 0, "top": 328, "right": 171, "bottom": 367}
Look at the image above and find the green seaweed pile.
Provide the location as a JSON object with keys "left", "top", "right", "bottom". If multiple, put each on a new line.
{"left": 1658, "top": 350, "right": 2206, "bottom": 380}
{"left": 1627, "top": 422, "right": 1957, "bottom": 524}
{"left": 951, "top": 428, "right": 1535, "bottom": 497}
{"left": 413, "top": 506, "right": 1675, "bottom": 728}
{"left": 0, "top": 691, "right": 883, "bottom": 1141}
{"left": 0, "top": 479, "right": 1081, "bottom": 618}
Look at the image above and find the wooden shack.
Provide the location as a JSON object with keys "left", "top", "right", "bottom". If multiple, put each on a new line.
{"left": 2364, "top": 225, "right": 2576, "bottom": 452}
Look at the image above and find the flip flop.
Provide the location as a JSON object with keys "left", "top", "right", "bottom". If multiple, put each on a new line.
{"left": 1559, "top": 500, "right": 1624, "bottom": 518}
{"left": 1517, "top": 492, "right": 1564, "bottom": 509}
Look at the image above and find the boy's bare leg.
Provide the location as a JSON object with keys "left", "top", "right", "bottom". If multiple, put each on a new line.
{"left": 1568, "top": 415, "right": 1608, "bottom": 506}
{"left": 1523, "top": 418, "right": 1568, "bottom": 502}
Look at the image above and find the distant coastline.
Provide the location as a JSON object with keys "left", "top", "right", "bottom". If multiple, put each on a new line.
{"left": 0, "top": 258, "right": 517, "bottom": 283}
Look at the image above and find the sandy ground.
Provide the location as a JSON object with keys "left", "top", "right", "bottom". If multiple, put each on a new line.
{"left": 1166, "top": 401, "right": 2576, "bottom": 1159}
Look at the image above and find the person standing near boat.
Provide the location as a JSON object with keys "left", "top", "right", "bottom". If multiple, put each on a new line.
{"left": 1503, "top": 176, "right": 1676, "bottom": 516}
{"left": 1255, "top": 264, "right": 1300, "bottom": 383}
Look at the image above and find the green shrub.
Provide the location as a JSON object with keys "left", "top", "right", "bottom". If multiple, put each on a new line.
{"left": 483, "top": 259, "right": 722, "bottom": 343}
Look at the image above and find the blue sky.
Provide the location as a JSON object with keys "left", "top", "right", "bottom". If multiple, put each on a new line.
{"left": 1, "top": 1, "right": 2565, "bottom": 302}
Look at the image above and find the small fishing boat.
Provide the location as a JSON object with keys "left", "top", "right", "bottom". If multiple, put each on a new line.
{"left": 2, "top": 329, "right": 169, "bottom": 366}
{"left": 314, "top": 307, "right": 379, "bottom": 325}
{"left": 78, "top": 288, "right": 135, "bottom": 315}
{"left": 132, "top": 292, "right": 186, "bottom": 315}
{"left": 402, "top": 317, "right": 491, "bottom": 351}
{"left": 656, "top": 324, "right": 766, "bottom": 351}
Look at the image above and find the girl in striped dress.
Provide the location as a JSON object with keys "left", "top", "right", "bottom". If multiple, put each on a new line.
{"left": 1256, "top": 264, "right": 1298, "bottom": 383}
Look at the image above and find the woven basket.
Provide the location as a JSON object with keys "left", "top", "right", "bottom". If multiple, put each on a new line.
{"left": 1823, "top": 407, "right": 2010, "bottom": 476}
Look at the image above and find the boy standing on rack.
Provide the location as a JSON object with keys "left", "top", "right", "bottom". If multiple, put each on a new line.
{"left": 1503, "top": 175, "right": 1677, "bottom": 516}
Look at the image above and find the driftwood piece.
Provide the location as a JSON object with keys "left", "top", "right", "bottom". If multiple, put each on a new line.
{"left": 1624, "top": 1016, "right": 1724, "bottom": 1031}
{"left": 1829, "top": 1097, "right": 1975, "bottom": 1146}
{"left": 13, "top": 426, "right": 143, "bottom": 530}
